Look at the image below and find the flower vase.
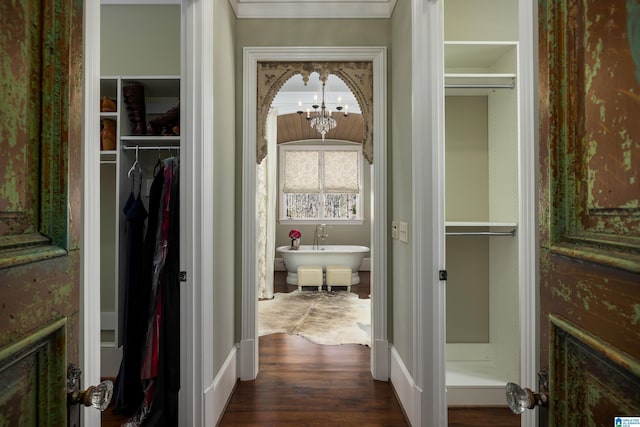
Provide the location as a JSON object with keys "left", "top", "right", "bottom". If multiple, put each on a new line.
{"left": 291, "top": 238, "right": 300, "bottom": 250}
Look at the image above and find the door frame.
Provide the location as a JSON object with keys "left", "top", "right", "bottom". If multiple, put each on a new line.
{"left": 83, "top": 1, "right": 197, "bottom": 425}
{"left": 411, "top": 0, "right": 538, "bottom": 425}
{"left": 82, "top": 0, "right": 102, "bottom": 425}
{"left": 516, "top": 1, "right": 539, "bottom": 426}
{"left": 411, "top": 1, "right": 447, "bottom": 424}
{"left": 239, "top": 46, "right": 389, "bottom": 381}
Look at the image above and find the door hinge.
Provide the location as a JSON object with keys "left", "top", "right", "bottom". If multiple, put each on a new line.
{"left": 439, "top": 270, "right": 447, "bottom": 281}
{"left": 179, "top": 271, "right": 187, "bottom": 282}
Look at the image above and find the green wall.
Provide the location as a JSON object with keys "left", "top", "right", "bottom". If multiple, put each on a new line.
{"left": 390, "top": 0, "right": 413, "bottom": 374}
{"left": 101, "top": 5, "right": 181, "bottom": 76}
{"left": 234, "top": 18, "right": 391, "bottom": 256}
{"left": 444, "top": 0, "right": 519, "bottom": 41}
{"left": 211, "top": 0, "right": 239, "bottom": 378}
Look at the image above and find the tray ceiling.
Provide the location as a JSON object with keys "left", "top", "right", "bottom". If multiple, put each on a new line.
{"left": 229, "top": 0, "right": 397, "bottom": 19}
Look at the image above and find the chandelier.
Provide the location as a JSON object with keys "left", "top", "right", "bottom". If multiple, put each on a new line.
{"left": 297, "top": 79, "right": 347, "bottom": 141}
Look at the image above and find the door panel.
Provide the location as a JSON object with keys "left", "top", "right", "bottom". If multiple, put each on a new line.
{"left": 0, "top": 0, "right": 84, "bottom": 424}
{"left": 539, "top": 0, "right": 640, "bottom": 424}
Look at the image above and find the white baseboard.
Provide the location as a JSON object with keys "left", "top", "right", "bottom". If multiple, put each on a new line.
{"left": 204, "top": 345, "right": 238, "bottom": 426}
{"left": 274, "top": 257, "right": 371, "bottom": 272}
{"left": 390, "top": 345, "right": 420, "bottom": 427}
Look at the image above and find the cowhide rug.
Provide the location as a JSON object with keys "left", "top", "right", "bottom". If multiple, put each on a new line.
{"left": 258, "top": 291, "right": 371, "bottom": 346}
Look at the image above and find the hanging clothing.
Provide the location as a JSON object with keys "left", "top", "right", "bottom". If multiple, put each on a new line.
{"left": 124, "top": 157, "right": 180, "bottom": 427}
{"left": 142, "top": 157, "right": 180, "bottom": 426}
{"left": 113, "top": 186, "right": 148, "bottom": 415}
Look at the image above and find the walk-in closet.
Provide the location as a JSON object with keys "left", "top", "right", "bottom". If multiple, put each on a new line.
{"left": 99, "top": 3, "right": 183, "bottom": 423}
{"left": 443, "top": 0, "right": 522, "bottom": 407}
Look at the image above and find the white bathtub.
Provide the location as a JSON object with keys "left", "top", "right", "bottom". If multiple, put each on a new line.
{"left": 276, "top": 245, "right": 370, "bottom": 286}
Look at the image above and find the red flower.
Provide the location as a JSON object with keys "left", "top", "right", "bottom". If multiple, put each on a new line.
{"left": 289, "top": 229, "right": 301, "bottom": 239}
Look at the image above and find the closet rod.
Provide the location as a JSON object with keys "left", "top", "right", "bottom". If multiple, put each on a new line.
{"left": 445, "top": 83, "right": 514, "bottom": 90}
{"left": 446, "top": 230, "right": 516, "bottom": 237}
{"left": 121, "top": 144, "right": 181, "bottom": 151}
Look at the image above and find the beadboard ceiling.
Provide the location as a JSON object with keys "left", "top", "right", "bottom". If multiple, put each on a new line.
{"left": 229, "top": 0, "right": 397, "bottom": 19}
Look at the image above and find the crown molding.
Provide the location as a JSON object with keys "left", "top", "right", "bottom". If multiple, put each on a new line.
{"left": 229, "top": 0, "right": 397, "bottom": 19}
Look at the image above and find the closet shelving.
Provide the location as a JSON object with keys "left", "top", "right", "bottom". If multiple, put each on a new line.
{"left": 99, "top": 76, "right": 181, "bottom": 350}
{"left": 444, "top": 41, "right": 520, "bottom": 405}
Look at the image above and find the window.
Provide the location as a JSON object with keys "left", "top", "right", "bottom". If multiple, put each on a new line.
{"left": 279, "top": 144, "right": 363, "bottom": 223}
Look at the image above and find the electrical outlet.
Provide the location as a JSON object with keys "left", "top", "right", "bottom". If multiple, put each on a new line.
{"left": 391, "top": 221, "right": 399, "bottom": 239}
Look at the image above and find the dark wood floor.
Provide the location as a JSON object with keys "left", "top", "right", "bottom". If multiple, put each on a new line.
{"left": 219, "top": 332, "right": 408, "bottom": 426}
{"left": 102, "top": 271, "right": 520, "bottom": 426}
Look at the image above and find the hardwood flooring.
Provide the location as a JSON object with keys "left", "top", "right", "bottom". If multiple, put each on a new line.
{"left": 219, "top": 333, "right": 408, "bottom": 426}
{"left": 102, "top": 271, "right": 520, "bottom": 426}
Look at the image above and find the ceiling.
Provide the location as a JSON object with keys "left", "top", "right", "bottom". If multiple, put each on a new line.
{"left": 277, "top": 111, "right": 364, "bottom": 144}
{"left": 229, "top": 0, "right": 397, "bottom": 19}
{"left": 232, "top": 0, "right": 388, "bottom": 143}
{"left": 272, "top": 73, "right": 360, "bottom": 116}
{"left": 271, "top": 72, "right": 364, "bottom": 144}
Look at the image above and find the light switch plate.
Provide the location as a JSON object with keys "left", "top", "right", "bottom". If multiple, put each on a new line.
{"left": 399, "top": 221, "right": 409, "bottom": 243}
{"left": 391, "top": 221, "right": 399, "bottom": 239}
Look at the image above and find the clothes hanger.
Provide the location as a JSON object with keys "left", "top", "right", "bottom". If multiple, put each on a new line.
{"left": 153, "top": 148, "right": 162, "bottom": 176}
{"left": 127, "top": 145, "right": 142, "bottom": 179}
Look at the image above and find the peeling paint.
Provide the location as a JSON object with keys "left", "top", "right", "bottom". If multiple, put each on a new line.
{"left": 632, "top": 304, "right": 640, "bottom": 326}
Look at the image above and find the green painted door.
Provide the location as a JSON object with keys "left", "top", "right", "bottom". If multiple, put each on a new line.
{"left": 539, "top": 0, "right": 640, "bottom": 425}
{"left": 0, "top": 0, "right": 84, "bottom": 425}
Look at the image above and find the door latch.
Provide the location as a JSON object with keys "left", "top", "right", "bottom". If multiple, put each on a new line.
{"left": 438, "top": 270, "right": 447, "bottom": 281}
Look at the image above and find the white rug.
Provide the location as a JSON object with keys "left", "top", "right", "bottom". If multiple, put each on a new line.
{"left": 258, "top": 291, "right": 371, "bottom": 346}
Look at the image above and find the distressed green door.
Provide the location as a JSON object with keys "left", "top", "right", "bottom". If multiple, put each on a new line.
{"left": 539, "top": 0, "right": 640, "bottom": 425}
{"left": 0, "top": 0, "right": 84, "bottom": 425}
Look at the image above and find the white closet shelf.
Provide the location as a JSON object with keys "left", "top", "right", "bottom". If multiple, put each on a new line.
{"left": 445, "top": 73, "right": 516, "bottom": 79}
{"left": 120, "top": 135, "right": 180, "bottom": 143}
{"left": 446, "top": 221, "right": 517, "bottom": 228}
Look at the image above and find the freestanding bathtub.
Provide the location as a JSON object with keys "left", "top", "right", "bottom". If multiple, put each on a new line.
{"left": 276, "top": 245, "right": 370, "bottom": 286}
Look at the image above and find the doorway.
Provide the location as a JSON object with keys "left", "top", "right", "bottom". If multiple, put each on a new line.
{"left": 240, "top": 47, "right": 389, "bottom": 381}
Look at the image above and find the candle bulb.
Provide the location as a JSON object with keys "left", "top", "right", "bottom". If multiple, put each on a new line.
{"left": 306, "top": 108, "right": 310, "bottom": 118}
{"left": 344, "top": 104, "right": 349, "bottom": 116}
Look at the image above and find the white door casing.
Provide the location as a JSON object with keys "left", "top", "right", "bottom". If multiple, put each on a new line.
{"left": 240, "top": 46, "right": 388, "bottom": 381}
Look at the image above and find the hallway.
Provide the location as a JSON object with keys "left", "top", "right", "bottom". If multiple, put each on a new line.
{"left": 218, "top": 332, "right": 409, "bottom": 426}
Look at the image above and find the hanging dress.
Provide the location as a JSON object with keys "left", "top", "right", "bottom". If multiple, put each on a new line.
{"left": 141, "top": 157, "right": 180, "bottom": 427}
{"left": 113, "top": 177, "right": 148, "bottom": 415}
{"left": 124, "top": 158, "right": 180, "bottom": 427}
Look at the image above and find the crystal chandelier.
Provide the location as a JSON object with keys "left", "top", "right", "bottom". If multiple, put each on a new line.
{"left": 297, "top": 79, "right": 347, "bottom": 141}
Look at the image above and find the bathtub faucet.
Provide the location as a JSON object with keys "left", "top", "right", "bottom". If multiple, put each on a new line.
{"left": 314, "top": 224, "right": 329, "bottom": 249}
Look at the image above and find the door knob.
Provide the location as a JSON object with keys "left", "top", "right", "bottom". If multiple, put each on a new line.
{"left": 66, "top": 363, "right": 113, "bottom": 411}
{"left": 504, "top": 370, "right": 549, "bottom": 414}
